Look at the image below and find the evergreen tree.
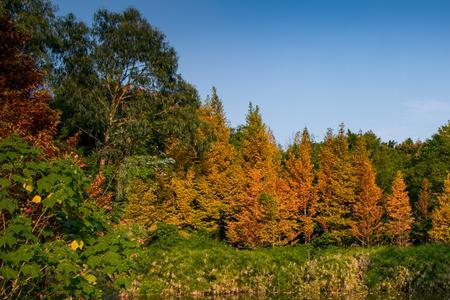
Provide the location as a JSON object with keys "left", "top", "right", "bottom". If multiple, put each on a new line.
{"left": 408, "top": 122, "right": 450, "bottom": 199}
{"left": 413, "top": 178, "right": 432, "bottom": 243}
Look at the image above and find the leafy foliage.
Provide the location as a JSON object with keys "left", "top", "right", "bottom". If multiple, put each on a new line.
{"left": 0, "top": 15, "right": 59, "bottom": 155}
{"left": 0, "top": 136, "right": 145, "bottom": 298}
{"left": 52, "top": 8, "right": 201, "bottom": 172}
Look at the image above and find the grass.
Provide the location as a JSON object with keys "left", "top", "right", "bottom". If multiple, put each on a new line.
{"left": 134, "top": 228, "right": 450, "bottom": 299}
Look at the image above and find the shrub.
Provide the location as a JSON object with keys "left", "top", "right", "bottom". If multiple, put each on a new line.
{"left": 0, "top": 136, "right": 145, "bottom": 298}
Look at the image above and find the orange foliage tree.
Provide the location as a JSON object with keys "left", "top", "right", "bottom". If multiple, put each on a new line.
{"left": 350, "top": 139, "right": 383, "bottom": 246}
{"left": 428, "top": 175, "right": 450, "bottom": 243}
{"left": 315, "top": 126, "right": 357, "bottom": 244}
{"left": 284, "top": 129, "right": 316, "bottom": 243}
{"left": 164, "top": 168, "right": 202, "bottom": 231}
{"left": 195, "top": 88, "right": 242, "bottom": 235}
{"left": 227, "top": 104, "right": 297, "bottom": 248}
{"left": 385, "top": 171, "right": 414, "bottom": 246}
{"left": 160, "top": 88, "right": 242, "bottom": 234}
{"left": 0, "top": 15, "right": 59, "bottom": 155}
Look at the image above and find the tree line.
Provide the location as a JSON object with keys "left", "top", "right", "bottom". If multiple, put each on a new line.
{"left": 1, "top": 0, "right": 449, "bottom": 252}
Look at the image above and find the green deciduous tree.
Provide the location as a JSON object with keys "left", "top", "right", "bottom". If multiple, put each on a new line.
{"left": 52, "top": 8, "right": 201, "bottom": 172}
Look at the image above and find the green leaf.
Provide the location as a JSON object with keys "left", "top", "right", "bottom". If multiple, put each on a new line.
{"left": 21, "top": 263, "right": 40, "bottom": 278}
{"left": 43, "top": 196, "right": 57, "bottom": 208}
{"left": 114, "top": 275, "right": 131, "bottom": 288}
{"left": 4, "top": 245, "right": 34, "bottom": 264}
{"left": 11, "top": 174, "right": 25, "bottom": 184}
{"left": 0, "top": 233, "right": 16, "bottom": 248}
{"left": 86, "top": 255, "right": 102, "bottom": 268}
{"left": 0, "top": 198, "right": 17, "bottom": 214}
{"left": 103, "top": 251, "right": 121, "bottom": 265}
{"left": 0, "top": 178, "right": 11, "bottom": 188}
{"left": 0, "top": 266, "right": 19, "bottom": 280}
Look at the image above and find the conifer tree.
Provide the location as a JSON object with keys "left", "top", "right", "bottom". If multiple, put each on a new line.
{"left": 351, "top": 139, "right": 383, "bottom": 246}
{"left": 124, "top": 179, "right": 159, "bottom": 231}
{"left": 227, "top": 104, "right": 296, "bottom": 247}
{"left": 240, "top": 103, "right": 278, "bottom": 172}
{"left": 417, "top": 179, "right": 431, "bottom": 218}
{"left": 385, "top": 171, "right": 414, "bottom": 246}
{"left": 164, "top": 168, "right": 203, "bottom": 230}
{"left": 160, "top": 88, "right": 241, "bottom": 234}
{"left": 429, "top": 175, "right": 450, "bottom": 243}
{"left": 316, "top": 125, "right": 357, "bottom": 244}
{"left": 284, "top": 129, "right": 316, "bottom": 243}
{"left": 315, "top": 129, "right": 336, "bottom": 233}
{"left": 414, "top": 178, "right": 432, "bottom": 242}
{"left": 195, "top": 88, "right": 241, "bottom": 234}
{"left": 227, "top": 169, "right": 265, "bottom": 248}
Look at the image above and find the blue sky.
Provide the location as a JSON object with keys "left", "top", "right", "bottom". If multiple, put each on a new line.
{"left": 54, "top": 0, "right": 450, "bottom": 145}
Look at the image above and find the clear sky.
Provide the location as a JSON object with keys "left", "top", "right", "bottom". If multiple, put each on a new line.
{"left": 53, "top": 0, "right": 450, "bottom": 145}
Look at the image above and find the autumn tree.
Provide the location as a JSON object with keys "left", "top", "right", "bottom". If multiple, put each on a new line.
{"left": 120, "top": 155, "right": 174, "bottom": 231}
{"left": 194, "top": 88, "right": 241, "bottom": 235}
{"left": 159, "top": 89, "right": 241, "bottom": 234}
{"left": 428, "top": 175, "right": 450, "bottom": 243}
{"left": 163, "top": 169, "right": 203, "bottom": 231}
{"left": 124, "top": 179, "right": 159, "bottom": 231}
{"left": 315, "top": 125, "right": 357, "bottom": 244}
{"left": 284, "top": 129, "right": 316, "bottom": 243}
{"left": 350, "top": 139, "right": 383, "bottom": 246}
{"left": 227, "top": 104, "right": 297, "bottom": 248}
{"left": 385, "top": 171, "right": 414, "bottom": 246}
{"left": 0, "top": 15, "right": 59, "bottom": 154}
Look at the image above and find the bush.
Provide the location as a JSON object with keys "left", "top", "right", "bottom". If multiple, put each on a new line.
{"left": 366, "top": 244, "right": 450, "bottom": 298}
{"left": 0, "top": 136, "right": 146, "bottom": 298}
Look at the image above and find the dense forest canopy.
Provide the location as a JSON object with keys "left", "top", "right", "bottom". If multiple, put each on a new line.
{"left": 0, "top": 0, "right": 449, "bottom": 298}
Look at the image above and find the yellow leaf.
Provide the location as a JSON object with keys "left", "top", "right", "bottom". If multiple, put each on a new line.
{"left": 23, "top": 183, "right": 33, "bottom": 192}
{"left": 70, "top": 240, "right": 79, "bottom": 251}
{"left": 70, "top": 240, "right": 84, "bottom": 251}
{"left": 84, "top": 274, "right": 97, "bottom": 284}
{"left": 31, "top": 195, "right": 41, "bottom": 203}
{"left": 46, "top": 193, "right": 54, "bottom": 199}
